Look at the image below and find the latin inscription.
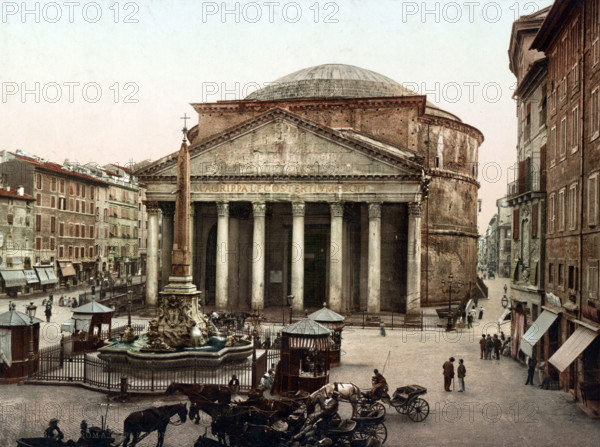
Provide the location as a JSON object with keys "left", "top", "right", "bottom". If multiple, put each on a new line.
{"left": 193, "top": 183, "right": 368, "bottom": 194}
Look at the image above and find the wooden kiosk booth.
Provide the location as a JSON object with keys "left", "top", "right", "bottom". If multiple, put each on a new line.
{"left": 66, "top": 299, "right": 113, "bottom": 353}
{"left": 0, "top": 302, "right": 43, "bottom": 383}
{"left": 307, "top": 304, "right": 345, "bottom": 367}
{"left": 276, "top": 318, "right": 335, "bottom": 396}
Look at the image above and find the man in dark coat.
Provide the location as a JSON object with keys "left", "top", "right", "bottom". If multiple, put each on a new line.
{"left": 367, "top": 369, "right": 388, "bottom": 399}
{"left": 44, "top": 304, "right": 52, "bottom": 323}
{"left": 526, "top": 356, "right": 537, "bottom": 385}
{"left": 479, "top": 334, "right": 486, "bottom": 359}
{"left": 443, "top": 357, "right": 455, "bottom": 391}
{"left": 493, "top": 334, "right": 502, "bottom": 360}
{"left": 486, "top": 335, "right": 494, "bottom": 360}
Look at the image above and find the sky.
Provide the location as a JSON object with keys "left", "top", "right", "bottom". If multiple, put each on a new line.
{"left": 0, "top": 0, "right": 554, "bottom": 230}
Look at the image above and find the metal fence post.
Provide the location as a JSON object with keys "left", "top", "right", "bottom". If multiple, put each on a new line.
{"left": 151, "top": 364, "right": 155, "bottom": 392}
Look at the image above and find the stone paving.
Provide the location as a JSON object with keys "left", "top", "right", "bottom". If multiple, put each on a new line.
{"left": 1, "top": 278, "right": 600, "bottom": 446}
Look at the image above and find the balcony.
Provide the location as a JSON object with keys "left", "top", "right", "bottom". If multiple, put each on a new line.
{"left": 507, "top": 157, "right": 545, "bottom": 198}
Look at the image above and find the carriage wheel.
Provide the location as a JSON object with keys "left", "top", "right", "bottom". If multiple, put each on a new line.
{"left": 407, "top": 398, "right": 429, "bottom": 422}
{"left": 394, "top": 402, "right": 408, "bottom": 415}
{"left": 352, "top": 423, "right": 388, "bottom": 444}
{"left": 371, "top": 402, "right": 386, "bottom": 417}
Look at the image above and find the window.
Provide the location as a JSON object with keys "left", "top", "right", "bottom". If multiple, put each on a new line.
{"left": 81, "top": 185, "right": 85, "bottom": 198}
{"left": 51, "top": 196, "right": 55, "bottom": 208}
{"left": 558, "top": 264, "right": 564, "bottom": 286}
{"left": 560, "top": 116, "right": 567, "bottom": 158}
{"left": 103, "top": 208, "right": 108, "bottom": 221}
{"left": 590, "top": 174, "right": 599, "bottom": 227}
{"left": 75, "top": 225, "right": 79, "bottom": 238}
{"left": 36, "top": 174, "right": 42, "bottom": 189}
{"left": 90, "top": 203, "right": 94, "bottom": 214}
{"left": 59, "top": 179, "right": 65, "bottom": 193}
{"left": 104, "top": 228, "right": 108, "bottom": 238}
{"left": 532, "top": 203, "right": 539, "bottom": 238}
{"left": 589, "top": 262, "right": 599, "bottom": 298}
{"left": 74, "top": 246, "right": 79, "bottom": 259}
{"left": 549, "top": 263, "right": 554, "bottom": 284}
{"left": 569, "top": 183, "right": 578, "bottom": 230}
{"left": 69, "top": 223, "right": 73, "bottom": 237}
{"left": 58, "top": 197, "right": 66, "bottom": 210}
{"left": 68, "top": 246, "right": 73, "bottom": 258}
{"left": 51, "top": 177, "right": 56, "bottom": 192}
{"left": 558, "top": 188, "right": 566, "bottom": 230}
{"left": 76, "top": 200, "right": 79, "bottom": 213}
{"left": 35, "top": 237, "right": 41, "bottom": 251}
{"left": 76, "top": 183, "right": 80, "bottom": 196}
{"left": 550, "top": 126, "right": 557, "bottom": 165}
{"left": 524, "top": 103, "right": 531, "bottom": 140}
{"left": 539, "top": 84, "right": 547, "bottom": 126}
{"left": 568, "top": 265, "right": 578, "bottom": 291}
{"left": 69, "top": 198, "right": 73, "bottom": 211}
{"left": 90, "top": 187, "right": 94, "bottom": 200}
{"left": 89, "top": 225, "right": 94, "bottom": 238}
{"left": 89, "top": 246, "right": 94, "bottom": 258}
{"left": 513, "top": 209, "right": 520, "bottom": 240}
{"left": 572, "top": 107, "right": 579, "bottom": 152}
{"left": 58, "top": 246, "right": 64, "bottom": 258}
{"left": 593, "top": 0, "right": 600, "bottom": 66}
{"left": 35, "top": 214, "right": 41, "bottom": 232}
{"left": 81, "top": 246, "right": 85, "bottom": 258}
{"left": 36, "top": 194, "right": 41, "bottom": 206}
{"left": 69, "top": 183, "right": 74, "bottom": 195}
{"left": 592, "top": 88, "right": 599, "bottom": 139}
{"left": 50, "top": 237, "right": 55, "bottom": 251}
{"left": 50, "top": 216, "right": 56, "bottom": 233}
{"left": 59, "top": 222, "right": 64, "bottom": 237}
{"left": 7, "top": 214, "right": 13, "bottom": 225}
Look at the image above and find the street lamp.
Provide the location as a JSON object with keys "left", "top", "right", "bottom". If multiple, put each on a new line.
{"left": 127, "top": 290, "right": 133, "bottom": 328}
{"left": 441, "top": 274, "right": 462, "bottom": 331}
{"left": 25, "top": 302, "right": 37, "bottom": 378}
{"left": 287, "top": 295, "right": 294, "bottom": 324}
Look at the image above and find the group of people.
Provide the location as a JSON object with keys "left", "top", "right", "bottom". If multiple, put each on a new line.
{"left": 442, "top": 357, "right": 467, "bottom": 392}
{"left": 479, "top": 333, "right": 506, "bottom": 360}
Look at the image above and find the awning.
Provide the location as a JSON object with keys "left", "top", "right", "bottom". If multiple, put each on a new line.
{"left": 498, "top": 308, "right": 512, "bottom": 325}
{"left": 0, "top": 328, "right": 12, "bottom": 367}
{"left": 73, "top": 315, "right": 92, "bottom": 332}
{"left": 549, "top": 327, "right": 599, "bottom": 373}
{"left": 288, "top": 336, "right": 335, "bottom": 351}
{"left": 58, "top": 261, "right": 76, "bottom": 277}
{"left": 23, "top": 269, "right": 39, "bottom": 284}
{"left": 520, "top": 310, "right": 559, "bottom": 357}
{"left": 35, "top": 267, "right": 59, "bottom": 285}
{"left": 0, "top": 270, "right": 27, "bottom": 288}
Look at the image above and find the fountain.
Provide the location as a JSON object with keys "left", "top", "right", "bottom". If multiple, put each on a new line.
{"left": 99, "top": 126, "right": 252, "bottom": 367}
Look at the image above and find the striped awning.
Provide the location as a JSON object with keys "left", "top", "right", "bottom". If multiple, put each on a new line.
{"left": 520, "top": 310, "right": 559, "bottom": 358}
{"left": 23, "top": 269, "right": 39, "bottom": 284}
{"left": 35, "top": 267, "right": 59, "bottom": 285}
{"left": 549, "top": 327, "right": 599, "bottom": 373}
{"left": 288, "top": 336, "right": 335, "bottom": 351}
{"left": 0, "top": 270, "right": 26, "bottom": 288}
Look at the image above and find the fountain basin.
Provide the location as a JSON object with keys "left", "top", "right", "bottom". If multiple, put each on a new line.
{"left": 98, "top": 335, "right": 254, "bottom": 367}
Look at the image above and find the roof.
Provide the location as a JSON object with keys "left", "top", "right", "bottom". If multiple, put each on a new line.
{"left": 10, "top": 153, "right": 109, "bottom": 186}
{"left": 307, "top": 304, "right": 345, "bottom": 323}
{"left": 0, "top": 188, "right": 35, "bottom": 201}
{"left": 108, "top": 164, "right": 134, "bottom": 174}
{"left": 531, "top": 0, "right": 579, "bottom": 52}
{"left": 72, "top": 299, "right": 113, "bottom": 314}
{"left": 245, "top": 64, "right": 461, "bottom": 122}
{"left": 0, "top": 308, "right": 43, "bottom": 326}
{"left": 282, "top": 318, "right": 332, "bottom": 336}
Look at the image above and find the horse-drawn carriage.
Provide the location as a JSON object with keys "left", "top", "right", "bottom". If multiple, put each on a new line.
{"left": 357, "top": 384, "right": 429, "bottom": 422}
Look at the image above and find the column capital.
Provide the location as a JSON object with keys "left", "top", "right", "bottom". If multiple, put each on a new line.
{"left": 253, "top": 202, "right": 267, "bottom": 217}
{"left": 368, "top": 203, "right": 382, "bottom": 219}
{"left": 216, "top": 202, "right": 229, "bottom": 217}
{"left": 144, "top": 200, "right": 161, "bottom": 214}
{"left": 292, "top": 202, "right": 306, "bottom": 217}
{"left": 159, "top": 201, "right": 176, "bottom": 218}
{"left": 408, "top": 202, "right": 422, "bottom": 218}
{"left": 330, "top": 202, "right": 344, "bottom": 218}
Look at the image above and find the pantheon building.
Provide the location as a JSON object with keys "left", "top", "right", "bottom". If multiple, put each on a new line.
{"left": 137, "top": 64, "right": 483, "bottom": 318}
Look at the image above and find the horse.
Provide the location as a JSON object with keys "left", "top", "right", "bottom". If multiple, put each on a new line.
{"left": 188, "top": 395, "right": 232, "bottom": 424}
{"left": 309, "top": 383, "right": 361, "bottom": 416}
{"left": 122, "top": 403, "right": 187, "bottom": 447}
{"left": 236, "top": 389, "right": 302, "bottom": 420}
{"left": 165, "top": 382, "right": 231, "bottom": 404}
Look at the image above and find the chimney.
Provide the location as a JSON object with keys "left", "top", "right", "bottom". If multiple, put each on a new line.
{"left": 17, "top": 185, "right": 24, "bottom": 196}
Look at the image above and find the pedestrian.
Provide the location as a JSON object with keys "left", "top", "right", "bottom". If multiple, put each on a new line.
{"left": 44, "top": 304, "right": 52, "bottom": 323}
{"left": 526, "top": 355, "right": 537, "bottom": 385}
{"left": 478, "top": 305, "right": 485, "bottom": 320}
{"left": 500, "top": 331, "right": 506, "bottom": 342}
{"left": 380, "top": 322, "right": 386, "bottom": 336}
{"left": 479, "top": 334, "right": 486, "bottom": 359}
{"left": 228, "top": 374, "right": 240, "bottom": 395}
{"left": 457, "top": 359, "right": 466, "bottom": 392}
{"left": 486, "top": 335, "right": 494, "bottom": 360}
{"left": 72, "top": 298, "right": 78, "bottom": 308}
{"left": 443, "top": 357, "right": 455, "bottom": 391}
{"left": 467, "top": 312, "right": 473, "bottom": 329}
{"left": 493, "top": 334, "right": 502, "bottom": 360}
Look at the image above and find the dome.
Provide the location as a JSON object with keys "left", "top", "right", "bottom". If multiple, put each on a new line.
{"left": 245, "top": 64, "right": 460, "bottom": 121}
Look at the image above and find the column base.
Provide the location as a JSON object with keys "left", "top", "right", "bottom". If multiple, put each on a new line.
{"left": 162, "top": 276, "right": 198, "bottom": 294}
{"left": 404, "top": 311, "right": 422, "bottom": 326}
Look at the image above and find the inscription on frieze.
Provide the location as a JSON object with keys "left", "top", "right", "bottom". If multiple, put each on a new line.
{"left": 193, "top": 183, "right": 368, "bottom": 194}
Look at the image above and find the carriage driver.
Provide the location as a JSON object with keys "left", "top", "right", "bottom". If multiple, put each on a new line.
{"left": 44, "top": 419, "right": 64, "bottom": 441}
{"left": 367, "top": 369, "right": 388, "bottom": 399}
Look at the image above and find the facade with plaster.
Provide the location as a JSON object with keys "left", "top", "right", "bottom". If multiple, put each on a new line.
{"left": 137, "top": 64, "right": 484, "bottom": 316}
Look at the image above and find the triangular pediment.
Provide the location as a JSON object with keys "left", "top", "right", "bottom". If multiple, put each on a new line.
{"left": 137, "top": 108, "right": 423, "bottom": 179}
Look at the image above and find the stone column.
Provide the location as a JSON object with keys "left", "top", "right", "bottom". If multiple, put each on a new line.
{"left": 368, "top": 203, "right": 382, "bottom": 314}
{"left": 228, "top": 214, "right": 240, "bottom": 309}
{"left": 291, "top": 202, "right": 305, "bottom": 312}
{"left": 252, "top": 202, "right": 266, "bottom": 311}
{"left": 406, "top": 202, "right": 422, "bottom": 321}
{"left": 160, "top": 203, "right": 175, "bottom": 287}
{"left": 145, "top": 202, "right": 160, "bottom": 308}
{"left": 189, "top": 204, "right": 195, "bottom": 275}
{"left": 215, "top": 202, "right": 229, "bottom": 310}
{"left": 329, "top": 202, "right": 344, "bottom": 312}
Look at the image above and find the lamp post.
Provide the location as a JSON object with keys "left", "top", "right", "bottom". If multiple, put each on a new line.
{"left": 441, "top": 274, "right": 462, "bottom": 331}
{"left": 25, "top": 301, "right": 37, "bottom": 379}
{"left": 287, "top": 295, "right": 294, "bottom": 324}
{"left": 127, "top": 290, "right": 133, "bottom": 328}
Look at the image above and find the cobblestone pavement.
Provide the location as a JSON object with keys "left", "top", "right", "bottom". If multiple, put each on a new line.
{"left": 2, "top": 278, "right": 599, "bottom": 446}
